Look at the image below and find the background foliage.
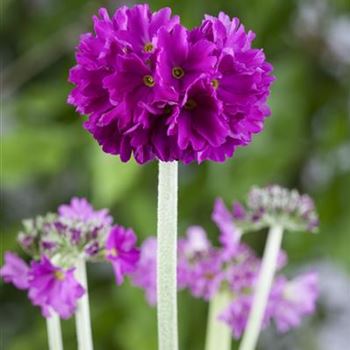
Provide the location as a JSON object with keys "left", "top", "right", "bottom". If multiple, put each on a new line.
{"left": 1, "top": 0, "right": 350, "bottom": 349}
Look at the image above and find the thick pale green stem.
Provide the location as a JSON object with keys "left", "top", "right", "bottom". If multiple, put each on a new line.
{"left": 205, "top": 289, "right": 232, "bottom": 350}
{"left": 46, "top": 313, "right": 63, "bottom": 350}
{"left": 239, "top": 225, "right": 284, "bottom": 350}
{"left": 157, "top": 161, "right": 178, "bottom": 350}
{"left": 75, "top": 259, "right": 94, "bottom": 350}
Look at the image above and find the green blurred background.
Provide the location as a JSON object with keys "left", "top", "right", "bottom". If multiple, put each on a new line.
{"left": 1, "top": 0, "right": 350, "bottom": 349}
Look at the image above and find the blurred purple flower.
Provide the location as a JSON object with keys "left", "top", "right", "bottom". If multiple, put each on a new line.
{"left": 105, "top": 225, "right": 140, "bottom": 285}
{"left": 0, "top": 252, "right": 30, "bottom": 290}
{"left": 130, "top": 237, "right": 157, "bottom": 305}
{"left": 28, "top": 256, "right": 85, "bottom": 319}
{"left": 219, "top": 296, "right": 253, "bottom": 339}
{"left": 269, "top": 272, "right": 319, "bottom": 332}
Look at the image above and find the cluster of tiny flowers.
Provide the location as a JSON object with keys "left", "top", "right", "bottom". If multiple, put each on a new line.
{"left": 68, "top": 4, "right": 274, "bottom": 164}
{"left": 131, "top": 193, "right": 319, "bottom": 338}
{"left": 216, "top": 185, "right": 319, "bottom": 234}
{"left": 18, "top": 198, "right": 113, "bottom": 264}
{"left": 0, "top": 198, "right": 140, "bottom": 318}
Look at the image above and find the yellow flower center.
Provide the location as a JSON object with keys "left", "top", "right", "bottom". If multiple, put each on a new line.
{"left": 211, "top": 79, "right": 219, "bottom": 89}
{"left": 108, "top": 248, "right": 119, "bottom": 257}
{"left": 143, "top": 75, "right": 155, "bottom": 87}
{"left": 172, "top": 67, "right": 185, "bottom": 79}
{"left": 144, "top": 42, "right": 154, "bottom": 53}
{"left": 184, "top": 99, "right": 197, "bottom": 111}
{"left": 54, "top": 270, "right": 65, "bottom": 281}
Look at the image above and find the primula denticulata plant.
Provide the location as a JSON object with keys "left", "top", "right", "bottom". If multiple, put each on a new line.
{"left": 1, "top": 186, "right": 319, "bottom": 350}
{"left": 2, "top": 3, "right": 321, "bottom": 350}
{"left": 1, "top": 198, "right": 140, "bottom": 350}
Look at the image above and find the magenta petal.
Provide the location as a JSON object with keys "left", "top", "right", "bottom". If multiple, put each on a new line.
{"left": 0, "top": 252, "right": 30, "bottom": 290}
{"left": 105, "top": 226, "right": 140, "bottom": 285}
{"left": 28, "top": 256, "right": 85, "bottom": 319}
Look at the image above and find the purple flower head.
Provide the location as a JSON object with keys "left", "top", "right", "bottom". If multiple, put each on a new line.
{"left": 0, "top": 252, "right": 30, "bottom": 290}
{"left": 28, "top": 256, "right": 85, "bottom": 319}
{"left": 105, "top": 225, "right": 140, "bottom": 285}
{"left": 68, "top": 5, "right": 274, "bottom": 164}
{"left": 58, "top": 197, "right": 112, "bottom": 226}
{"left": 269, "top": 272, "right": 319, "bottom": 332}
{"left": 130, "top": 237, "right": 157, "bottom": 305}
{"left": 215, "top": 187, "right": 319, "bottom": 234}
{"left": 246, "top": 185, "right": 320, "bottom": 233}
{"left": 17, "top": 202, "right": 112, "bottom": 262}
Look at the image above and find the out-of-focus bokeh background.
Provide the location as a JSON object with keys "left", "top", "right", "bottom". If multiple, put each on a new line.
{"left": 1, "top": 0, "right": 350, "bottom": 349}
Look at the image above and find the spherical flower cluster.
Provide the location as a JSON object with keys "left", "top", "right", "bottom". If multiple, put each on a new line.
{"left": 68, "top": 4, "right": 274, "bottom": 164}
{"left": 18, "top": 197, "right": 113, "bottom": 262}
{"left": 1, "top": 198, "right": 140, "bottom": 319}
{"left": 213, "top": 185, "right": 319, "bottom": 235}
{"left": 131, "top": 196, "right": 319, "bottom": 339}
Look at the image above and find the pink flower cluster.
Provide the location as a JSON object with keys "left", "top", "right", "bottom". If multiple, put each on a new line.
{"left": 68, "top": 4, "right": 274, "bottom": 164}
{"left": 1, "top": 198, "right": 140, "bottom": 319}
{"left": 130, "top": 195, "right": 319, "bottom": 338}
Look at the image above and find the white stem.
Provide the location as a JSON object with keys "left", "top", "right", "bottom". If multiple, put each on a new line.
{"left": 74, "top": 259, "right": 94, "bottom": 350}
{"left": 46, "top": 313, "right": 63, "bottom": 350}
{"left": 157, "top": 161, "right": 179, "bottom": 350}
{"left": 239, "top": 225, "right": 284, "bottom": 350}
{"left": 205, "top": 289, "right": 232, "bottom": 350}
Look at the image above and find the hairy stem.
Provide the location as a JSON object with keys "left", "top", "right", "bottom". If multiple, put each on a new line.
{"left": 46, "top": 312, "right": 63, "bottom": 350}
{"left": 239, "top": 225, "right": 284, "bottom": 350}
{"left": 75, "top": 259, "right": 94, "bottom": 350}
{"left": 205, "top": 289, "right": 232, "bottom": 350}
{"left": 157, "top": 161, "right": 179, "bottom": 350}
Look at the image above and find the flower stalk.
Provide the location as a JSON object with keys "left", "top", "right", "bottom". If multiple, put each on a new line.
{"left": 157, "top": 161, "right": 179, "bottom": 350}
{"left": 205, "top": 289, "right": 232, "bottom": 350}
{"left": 239, "top": 225, "right": 284, "bottom": 350}
{"left": 46, "top": 312, "right": 63, "bottom": 350}
{"left": 74, "top": 259, "right": 94, "bottom": 350}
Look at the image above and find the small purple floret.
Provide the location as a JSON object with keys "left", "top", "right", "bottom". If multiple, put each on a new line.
{"left": 105, "top": 225, "right": 140, "bottom": 285}
{"left": 0, "top": 252, "right": 30, "bottom": 290}
{"left": 28, "top": 256, "right": 85, "bottom": 319}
